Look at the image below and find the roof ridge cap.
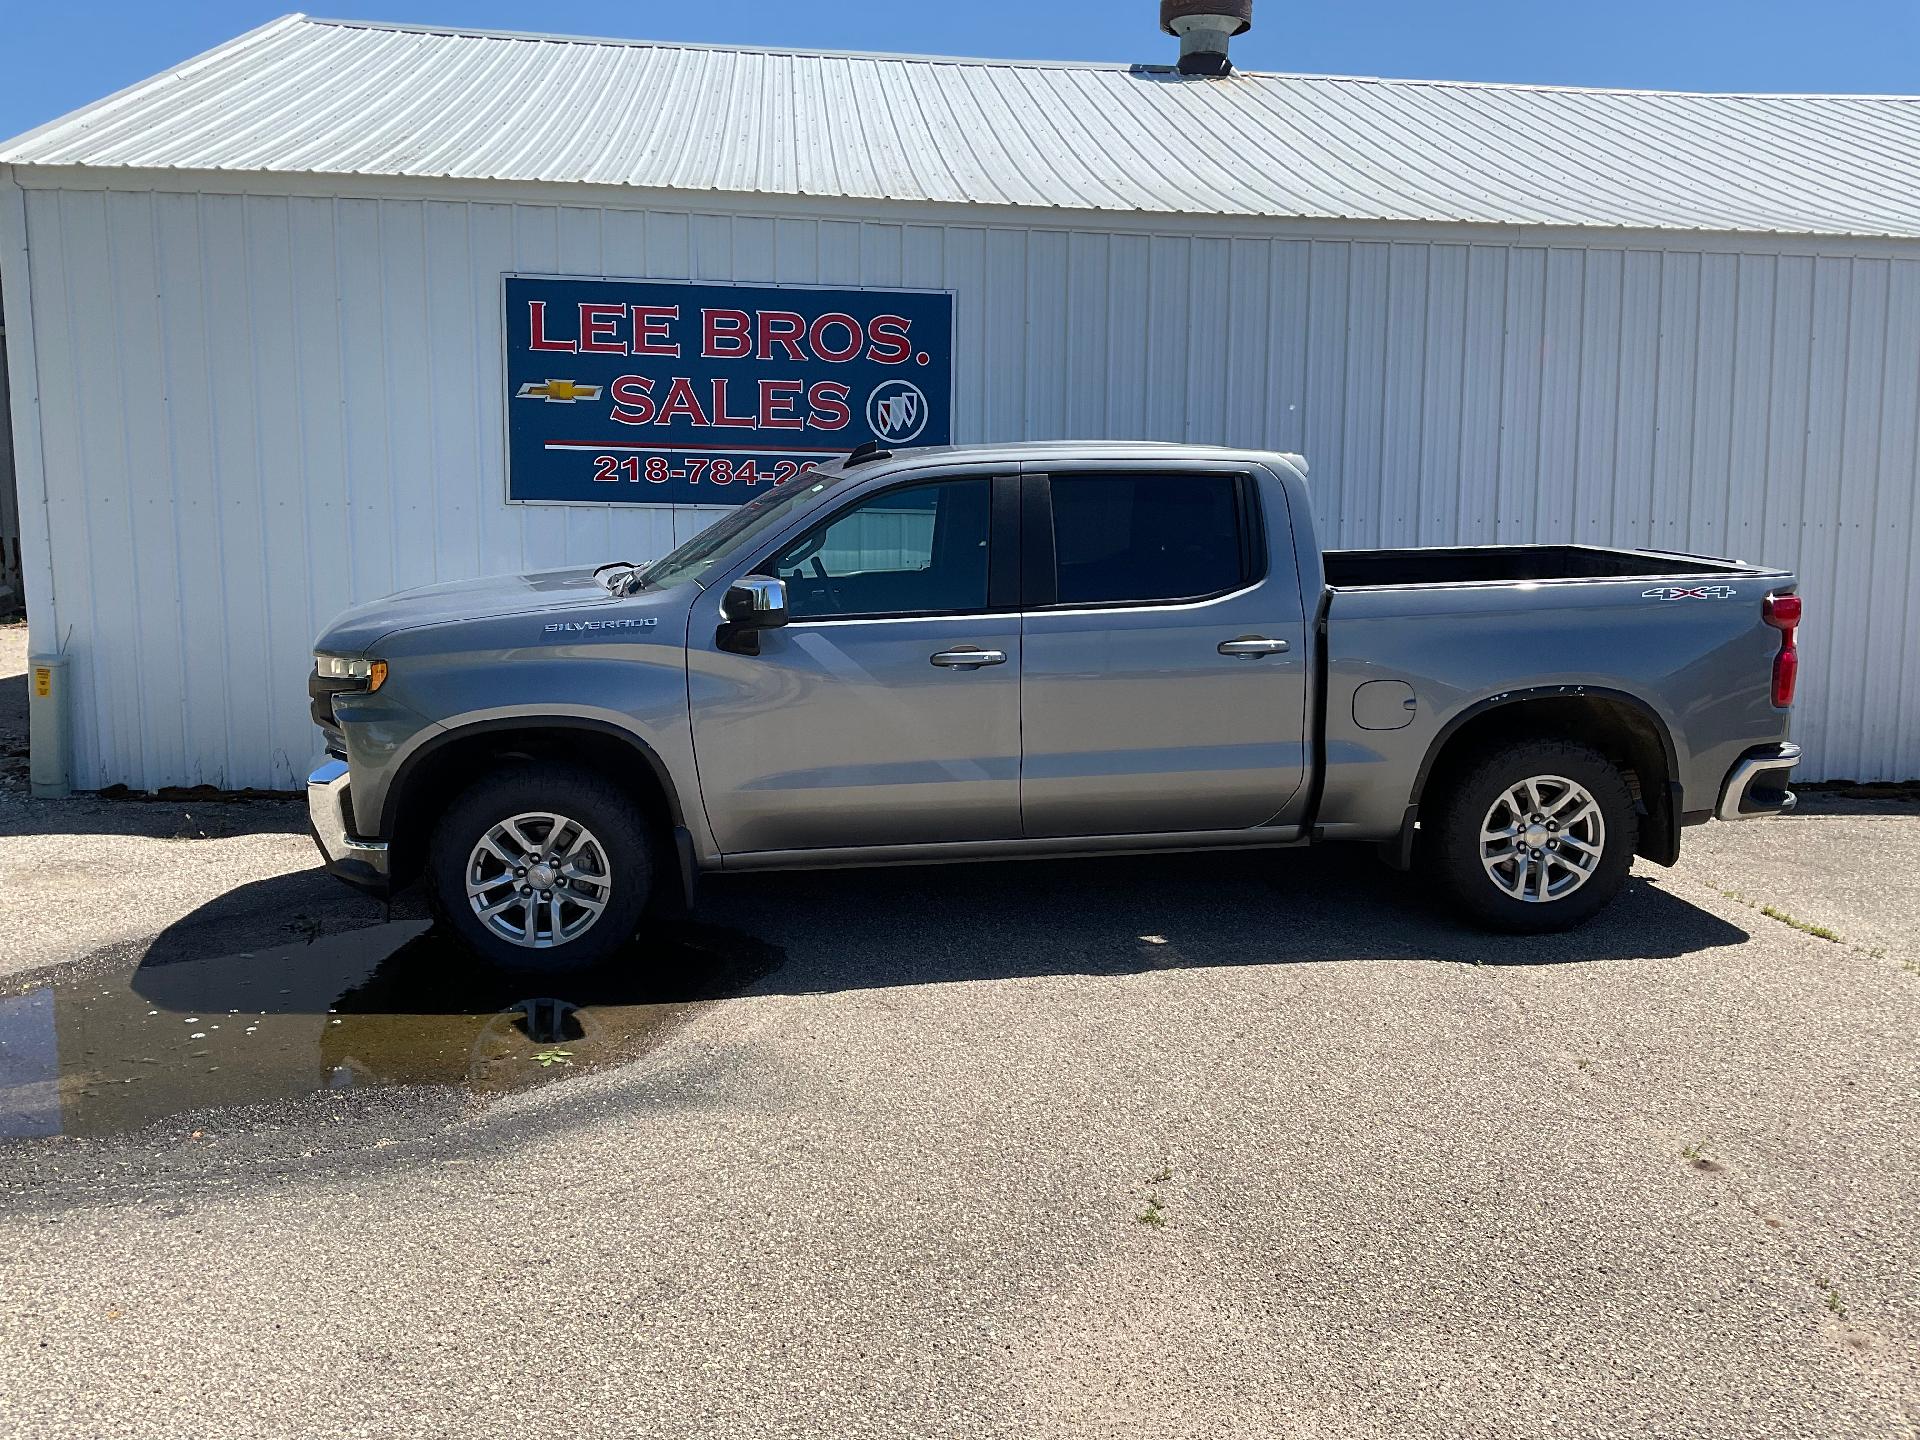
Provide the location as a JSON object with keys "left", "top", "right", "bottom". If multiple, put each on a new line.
{"left": 297, "top": 17, "right": 1920, "bottom": 101}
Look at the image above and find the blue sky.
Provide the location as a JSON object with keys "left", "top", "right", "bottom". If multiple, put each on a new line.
{"left": 3, "top": 1, "right": 1917, "bottom": 142}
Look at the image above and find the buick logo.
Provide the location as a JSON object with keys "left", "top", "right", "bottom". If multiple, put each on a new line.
{"left": 867, "top": 380, "right": 930, "bottom": 443}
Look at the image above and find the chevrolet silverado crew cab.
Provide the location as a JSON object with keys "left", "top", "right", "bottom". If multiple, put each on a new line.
{"left": 308, "top": 443, "right": 1803, "bottom": 970}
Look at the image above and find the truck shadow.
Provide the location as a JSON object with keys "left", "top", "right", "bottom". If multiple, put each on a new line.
{"left": 718, "top": 847, "right": 1746, "bottom": 989}
{"left": 5, "top": 848, "right": 1745, "bottom": 1139}
{"left": 126, "top": 843, "right": 1748, "bottom": 1001}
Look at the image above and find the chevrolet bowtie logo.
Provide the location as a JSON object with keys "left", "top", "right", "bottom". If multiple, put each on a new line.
{"left": 516, "top": 379, "right": 604, "bottom": 403}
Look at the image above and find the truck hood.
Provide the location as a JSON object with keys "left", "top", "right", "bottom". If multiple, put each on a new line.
{"left": 315, "top": 566, "right": 644, "bottom": 654}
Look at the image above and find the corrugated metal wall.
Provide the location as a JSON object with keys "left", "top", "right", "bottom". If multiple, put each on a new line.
{"left": 5, "top": 177, "right": 1917, "bottom": 788}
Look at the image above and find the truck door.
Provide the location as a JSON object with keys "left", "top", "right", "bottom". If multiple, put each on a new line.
{"left": 688, "top": 471, "right": 1023, "bottom": 855}
{"left": 1017, "top": 464, "right": 1309, "bottom": 837}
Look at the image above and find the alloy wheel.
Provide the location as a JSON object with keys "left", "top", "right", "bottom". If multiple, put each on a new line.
{"left": 1479, "top": 775, "right": 1607, "bottom": 904}
{"left": 465, "top": 812, "right": 613, "bottom": 948}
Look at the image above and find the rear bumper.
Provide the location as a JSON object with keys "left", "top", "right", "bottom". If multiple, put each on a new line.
{"left": 1715, "top": 742, "right": 1801, "bottom": 822}
{"left": 307, "top": 759, "right": 392, "bottom": 893}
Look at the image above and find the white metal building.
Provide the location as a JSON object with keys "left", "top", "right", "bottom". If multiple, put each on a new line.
{"left": 3, "top": 13, "right": 1919, "bottom": 790}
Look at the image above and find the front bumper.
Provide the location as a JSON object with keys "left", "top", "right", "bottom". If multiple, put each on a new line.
{"left": 307, "top": 759, "right": 392, "bottom": 893}
{"left": 1715, "top": 742, "right": 1802, "bottom": 822}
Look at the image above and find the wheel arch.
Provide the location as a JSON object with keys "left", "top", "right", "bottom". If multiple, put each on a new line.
{"left": 380, "top": 717, "right": 691, "bottom": 898}
{"left": 1408, "top": 687, "right": 1683, "bottom": 867}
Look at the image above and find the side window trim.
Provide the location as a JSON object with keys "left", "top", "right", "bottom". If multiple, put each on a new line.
{"left": 1237, "top": 474, "right": 1267, "bottom": 588}
{"left": 751, "top": 472, "right": 1016, "bottom": 623}
{"left": 1022, "top": 470, "right": 1264, "bottom": 612}
{"left": 1019, "top": 472, "right": 1057, "bottom": 609}
{"left": 988, "top": 474, "right": 1022, "bottom": 612}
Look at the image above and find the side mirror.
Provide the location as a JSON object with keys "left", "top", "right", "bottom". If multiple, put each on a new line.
{"left": 718, "top": 575, "right": 789, "bottom": 654}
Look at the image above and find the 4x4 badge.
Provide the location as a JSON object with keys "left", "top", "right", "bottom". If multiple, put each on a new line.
{"left": 1643, "top": 585, "right": 1738, "bottom": 600}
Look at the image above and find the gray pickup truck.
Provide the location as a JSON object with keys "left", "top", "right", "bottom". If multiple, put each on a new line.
{"left": 308, "top": 443, "right": 1802, "bottom": 969}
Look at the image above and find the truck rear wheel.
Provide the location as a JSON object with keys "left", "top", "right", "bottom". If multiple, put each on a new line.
{"left": 1423, "top": 738, "right": 1636, "bottom": 933}
{"left": 427, "top": 762, "right": 653, "bottom": 972}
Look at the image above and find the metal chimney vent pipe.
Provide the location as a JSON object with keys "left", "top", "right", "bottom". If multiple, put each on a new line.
{"left": 1160, "top": 0, "right": 1253, "bottom": 76}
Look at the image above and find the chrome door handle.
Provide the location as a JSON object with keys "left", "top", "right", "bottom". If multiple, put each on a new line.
{"left": 930, "top": 648, "right": 1008, "bottom": 670}
{"left": 1218, "top": 637, "right": 1289, "bottom": 657}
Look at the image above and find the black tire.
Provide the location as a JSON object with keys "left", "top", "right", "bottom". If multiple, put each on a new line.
{"left": 1422, "top": 737, "right": 1636, "bottom": 933}
{"left": 426, "top": 762, "right": 654, "bottom": 972}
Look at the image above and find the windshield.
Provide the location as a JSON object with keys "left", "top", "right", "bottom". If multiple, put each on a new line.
{"left": 637, "top": 469, "right": 848, "bottom": 591}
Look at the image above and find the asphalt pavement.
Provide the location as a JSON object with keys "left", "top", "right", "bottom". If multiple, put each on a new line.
{"left": 1, "top": 620, "right": 1915, "bottom": 1438}
{"left": 0, "top": 624, "right": 339, "bottom": 975}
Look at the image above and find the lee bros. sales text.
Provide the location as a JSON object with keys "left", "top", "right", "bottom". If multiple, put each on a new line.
{"left": 524, "top": 299, "right": 931, "bottom": 434}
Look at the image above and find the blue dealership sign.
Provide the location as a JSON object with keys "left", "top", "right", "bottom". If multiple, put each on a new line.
{"left": 504, "top": 275, "right": 954, "bottom": 505}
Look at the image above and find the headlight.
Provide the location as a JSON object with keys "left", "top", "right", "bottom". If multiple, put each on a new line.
{"left": 314, "top": 655, "right": 388, "bottom": 690}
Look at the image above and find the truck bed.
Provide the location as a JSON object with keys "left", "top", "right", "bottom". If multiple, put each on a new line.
{"left": 1323, "top": 543, "right": 1754, "bottom": 589}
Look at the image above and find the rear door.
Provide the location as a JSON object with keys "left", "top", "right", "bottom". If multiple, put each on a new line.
{"left": 1017, "top": 462, "right": 1309, "bottom": 837}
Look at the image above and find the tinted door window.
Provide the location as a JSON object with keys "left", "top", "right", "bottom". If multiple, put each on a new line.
{"left": 771, "top": 478, "right": 991, "bottom": 619}
{"left": 1048, "top": 473, "right": 1247, "bottom": 606}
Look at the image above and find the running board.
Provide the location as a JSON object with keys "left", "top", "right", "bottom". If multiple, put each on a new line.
{"left": 719, "top": 825, "right": 1311, "bottom": 872}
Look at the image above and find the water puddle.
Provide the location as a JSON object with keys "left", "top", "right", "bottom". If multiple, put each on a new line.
{"left": 0, "top": 919, "right": 782, "bottom": 1140}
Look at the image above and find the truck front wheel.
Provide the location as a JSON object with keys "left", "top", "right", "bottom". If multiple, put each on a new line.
{"left": 1423, "top": 738, "right": 1637, "bottom": 933}
{"left": 427, "top": 762, "right": 654, "bottom": 971}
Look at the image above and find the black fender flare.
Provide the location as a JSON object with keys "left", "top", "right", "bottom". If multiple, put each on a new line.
{"left": 1397, "top": 685, "right": 1684, "bottom": 868}
{"left": 380, "top": 715, "right": 686, "bottom": 836}
{"left": 379, "top": 716, "right": 697, "bottom": 906}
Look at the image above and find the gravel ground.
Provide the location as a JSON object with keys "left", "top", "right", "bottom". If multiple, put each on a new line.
{"left": 0, "top": 623, "right": 327, "bottom": 976}
{"left": 1, "top": 615, "right": 1915, "bottom": 1438}
{"left": 1685, "top": 795, "right": 1920, "bottom": 967}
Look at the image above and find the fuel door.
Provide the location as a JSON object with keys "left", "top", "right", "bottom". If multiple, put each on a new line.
{"left": 1353, "top": 680, "right": 1418, "bottom": 731}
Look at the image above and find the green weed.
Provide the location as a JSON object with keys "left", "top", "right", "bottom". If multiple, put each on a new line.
{"left": 1758, "top": 905, "right": 1842, "bottom": 943}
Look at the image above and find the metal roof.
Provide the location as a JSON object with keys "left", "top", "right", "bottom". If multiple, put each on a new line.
{"left": 8, "top": 13, "right": 1920, "bottom": 239}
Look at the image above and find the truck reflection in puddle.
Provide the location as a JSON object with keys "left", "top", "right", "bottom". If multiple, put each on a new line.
{"left": 0, "top": 919, "right": 783, "bottom": 1139}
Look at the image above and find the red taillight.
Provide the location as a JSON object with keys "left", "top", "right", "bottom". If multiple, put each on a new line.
{"left": 1771, "top": 646, "right": 1799, "bottom": 708}
{"left": 1764, "top": 592, "right": 1800, "bottom": 708}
